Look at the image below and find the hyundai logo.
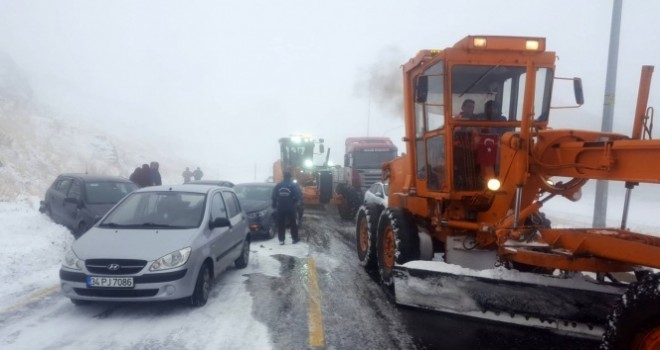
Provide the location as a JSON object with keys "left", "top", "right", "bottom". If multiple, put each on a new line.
{"left": 107, "top": 264, "right": 121, "bottom": 271}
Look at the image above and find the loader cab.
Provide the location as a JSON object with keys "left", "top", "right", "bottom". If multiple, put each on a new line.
{"left": 407, "top": 36, "right": 555, "bottom": 198}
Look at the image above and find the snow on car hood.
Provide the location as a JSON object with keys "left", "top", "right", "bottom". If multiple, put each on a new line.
{"left": 241, "top": 199, "right": 270, "bottom": 213}
{"left": 73, "top": 227, "right": 198, "bottom": 261}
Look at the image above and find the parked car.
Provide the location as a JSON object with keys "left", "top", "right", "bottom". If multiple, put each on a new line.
{"left": 363, "top": 182, "right": 388, "bottom": 207}
{"left": 233, "top": 182, "right": 276, "bottom": 239}
{"left": 187, "top": 180, "right": 235, "bottom": 187}
{"left": 39, "top": 174, "right": 137, "bottom": 237}
{"left": 59, "top": 184, "right": 250, "bottom": 307}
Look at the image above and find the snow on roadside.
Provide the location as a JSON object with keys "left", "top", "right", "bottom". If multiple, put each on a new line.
{"left": 0, "top": 196, "right": 73, "bottom": 311}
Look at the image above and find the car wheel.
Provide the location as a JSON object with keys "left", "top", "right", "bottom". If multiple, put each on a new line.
{"left": 235, "top": 238, "right": 250, "bottom": 269}
{"left": 189, "top": 263, "right": 212, "bottom": 307}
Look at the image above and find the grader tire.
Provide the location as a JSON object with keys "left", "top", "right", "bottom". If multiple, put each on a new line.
{"left": 355, "top": 204, "right": 383, "bottom": 269}
{"left": 601, "top": 273, "right": 660, "bottom": 350}
{"left": 376, "top": 208, "right": 419, "bottom": 287}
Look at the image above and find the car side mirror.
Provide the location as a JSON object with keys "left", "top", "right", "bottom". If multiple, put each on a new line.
{"left": 209, "top": 217, "right": 231, "bottom": 229}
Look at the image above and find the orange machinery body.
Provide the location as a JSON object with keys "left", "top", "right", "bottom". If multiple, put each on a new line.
{"left": 274, "top": 136, "right": 333, "bottom": 207}
{"left": 384, "top": 35, "right": 660, "bottom": 273}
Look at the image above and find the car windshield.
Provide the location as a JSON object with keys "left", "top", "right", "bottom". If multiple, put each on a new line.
{"left": 85, "top": 181, "right": 137, "bottom": 204}
{"left": 234, "top": 185, "right": 273, "bottom": 201}
{"left": 100, "top": 191, "right": 206, "bottom": 229}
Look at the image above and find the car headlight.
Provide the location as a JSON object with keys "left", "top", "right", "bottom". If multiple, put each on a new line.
{"left": 63, "top": 248, "right": 83, "bottom": 270}
{"left": 248, "top": 208, "right": 270, "bottom": 219}
{"left": 150, "top": 247, "right": 192, "bottom": 271}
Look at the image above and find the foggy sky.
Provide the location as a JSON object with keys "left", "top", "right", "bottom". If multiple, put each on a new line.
{"left": 1, "top": 0, "right": 659, "bottom": 182}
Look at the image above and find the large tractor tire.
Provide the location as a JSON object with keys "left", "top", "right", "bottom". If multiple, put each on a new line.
{"left": 336, "top": 184, "right": 362, "bottom": 221}
{"left": 376, "top": 208, "right": 420, "bottom": 287}
{"left": 355, "top": 204, "right": 383, "bottom": 269}
{"left": 601, "top": 273, "right": 660, "bottom": 350}
{"left": 318, "top": 171, "right": 333, "bottom": 204}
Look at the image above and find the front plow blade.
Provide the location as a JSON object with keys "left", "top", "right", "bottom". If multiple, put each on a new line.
{"left": 393, "top": 261, "right": 627, "bottom": 338}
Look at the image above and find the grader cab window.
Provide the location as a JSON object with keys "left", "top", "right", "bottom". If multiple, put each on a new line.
{"left": 415, "top": 63, "right": 445, "bottom": 132}
{"left": 450, "top": 65, "right": 553, "bottom": 191}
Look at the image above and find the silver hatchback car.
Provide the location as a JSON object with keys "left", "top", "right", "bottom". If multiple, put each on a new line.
{"left": 59, "top": 184, "right": 250, "bottom": 307}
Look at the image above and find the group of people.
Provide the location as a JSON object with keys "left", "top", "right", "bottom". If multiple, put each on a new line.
{"left": 181, "top": 167, "right": 204, "bottom": 183}
{"left": 129, "top": 161, "right": 161, "bottom": 188}
{"left": 454, "top": 99, "right": 510, "bottom": 135}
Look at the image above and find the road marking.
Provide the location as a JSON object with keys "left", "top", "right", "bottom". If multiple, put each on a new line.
{"left": 0, "top": 285, "right": 60, "bottom": 315}
{"left": 306, "top": 257, "right": 325, "bottom": 348}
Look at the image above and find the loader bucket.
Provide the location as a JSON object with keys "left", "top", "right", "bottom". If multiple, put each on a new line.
{"left": 392, "top": 261, "right": 627, "bottom": 339}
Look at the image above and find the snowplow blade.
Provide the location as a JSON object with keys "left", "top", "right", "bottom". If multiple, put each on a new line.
{"left": 392, "top": 261, "right": 627, "bottom": 338}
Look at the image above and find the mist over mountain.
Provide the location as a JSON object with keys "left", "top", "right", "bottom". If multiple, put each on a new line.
{"left": 0, "top": 54, "right": 189, "bottom": 200}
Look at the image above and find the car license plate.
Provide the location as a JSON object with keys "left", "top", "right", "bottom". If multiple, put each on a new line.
{"left": 86, "top": 276, "right": 134, "bottom": 288}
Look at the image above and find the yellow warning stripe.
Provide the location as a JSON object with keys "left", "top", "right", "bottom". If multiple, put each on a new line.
{"left": 306, "top": 257, "right": 325, "bottom": 347}
{"left": 0, "top": 284, "right": 60, "bottom": 315}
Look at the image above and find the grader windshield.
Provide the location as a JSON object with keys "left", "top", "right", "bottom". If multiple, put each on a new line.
{"left": 414, "top": 61, "right": 554, "bottom": 191}
{"left": 279, "top": 136, "right": 316, "bottom": 171}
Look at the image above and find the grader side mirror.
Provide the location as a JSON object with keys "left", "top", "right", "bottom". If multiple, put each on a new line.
{"left": 416, "top": 75, "right": 428, "bottom": 103}
{"left": 574, "top": 78, "right": 584, "bottom": 105}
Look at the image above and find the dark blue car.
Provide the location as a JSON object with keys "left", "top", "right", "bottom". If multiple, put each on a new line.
{"left": 233, "top": 182, "right": 276, "bottom": 239}
{"left": 39, "top": 174, "right": 137, "bottom": 237}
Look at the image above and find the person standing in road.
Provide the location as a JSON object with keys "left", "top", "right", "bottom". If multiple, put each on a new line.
{"left": 192, "top": 167, "right": 204, "bottom": 181}
{"left": 182, "top": 167, "right": 193, "bottom": 183}
{"left": 272, "top": 171, "right": 301, "bottom": 245}
{"left": 150, "top": 161, "right": 162, "bottom": 186}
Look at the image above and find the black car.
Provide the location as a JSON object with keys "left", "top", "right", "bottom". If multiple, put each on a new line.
{"left": 187, "top": 180, "right": 235, "bottom": 187}
{"left": 233, "top": 182, "right": 276, "bottom": 239}
{"left": 39, "top": 174, "right": 137, "bottom": 237}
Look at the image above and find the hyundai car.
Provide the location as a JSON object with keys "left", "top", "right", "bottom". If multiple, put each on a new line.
{"left": 59, "top": 184, "right": 250, "bottom": 306}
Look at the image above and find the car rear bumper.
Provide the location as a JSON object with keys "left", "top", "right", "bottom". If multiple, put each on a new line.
{"left": 59, "top": 267, "right": 196, "bottom": 302}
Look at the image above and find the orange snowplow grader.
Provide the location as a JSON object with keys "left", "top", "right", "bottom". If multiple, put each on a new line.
{"left": 274, "top": 135, "right": 359, "bottom": 216}
{"left": 355, "top": 35, "right": 660, "bottom": 349}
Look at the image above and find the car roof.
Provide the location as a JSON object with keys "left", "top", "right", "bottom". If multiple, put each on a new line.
{"left": 57, "top": 173, "right": 132, "bottom": 183}
{"left": 234, "top": 182, "right": 275, "bottom": 187}
{"left": 187, "top": 180, "right": 235, "bottom": 187}
{"left": 134, "top": 184, "right": 234, "bottom": 194}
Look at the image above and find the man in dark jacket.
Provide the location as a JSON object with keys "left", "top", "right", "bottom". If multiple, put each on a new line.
{"left": 272, "top": 171, "right": 301, "bottom": 245}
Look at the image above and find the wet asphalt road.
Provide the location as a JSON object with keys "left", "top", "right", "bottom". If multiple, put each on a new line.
{"left": 251, "top": 207, "right": 601, "bottom": 350}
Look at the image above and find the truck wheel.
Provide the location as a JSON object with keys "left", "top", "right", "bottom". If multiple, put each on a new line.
{"left": 376, "top": 208, "right": 420, "bottom": 286}
{"left": 601, "top": 273, "right": 660, "bottom": 350}
{"left": 356, "top": 204, "right": 382, "bottom": 269}
{"left": 337, "top": 185, "right": 361, "bottom": 221}
{"left": 318, "top": 171, "right": 333, "bottom": 204}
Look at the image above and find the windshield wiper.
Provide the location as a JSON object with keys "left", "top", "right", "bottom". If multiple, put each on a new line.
{"left": 139, "top": 222, "right": 175, "bottom": 228}
{"left": 99, "top": 222, "right": 125, "bottom": 228}
{"left": 459, "top": 65, "right": 500, "bottom": 97}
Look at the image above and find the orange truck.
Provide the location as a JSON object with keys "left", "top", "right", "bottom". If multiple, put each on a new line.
{"left": 355, "top": 35, "right": 660, "bottom": 349}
